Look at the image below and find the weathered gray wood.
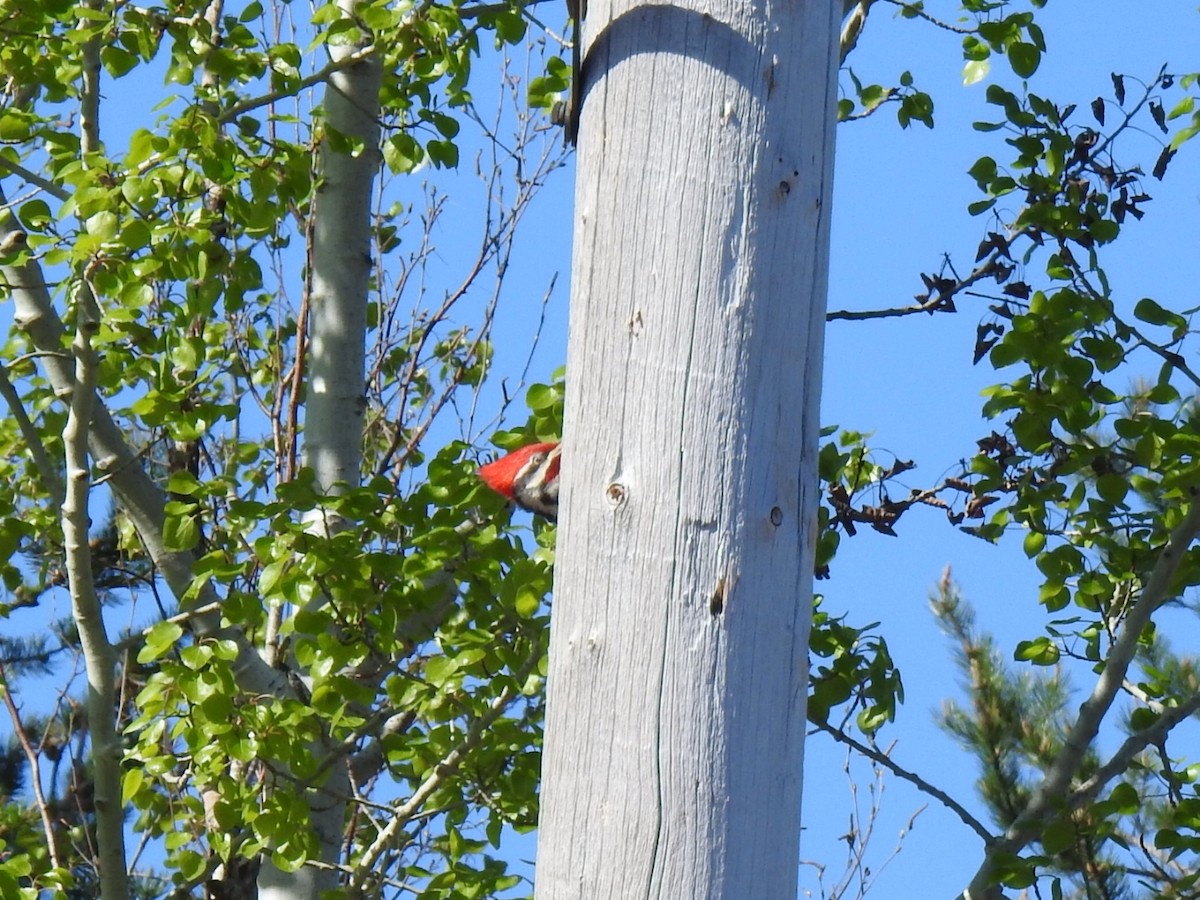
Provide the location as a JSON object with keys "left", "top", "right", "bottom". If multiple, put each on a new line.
{"left": 537, "top": 2, "right": 839, "bottom": 897}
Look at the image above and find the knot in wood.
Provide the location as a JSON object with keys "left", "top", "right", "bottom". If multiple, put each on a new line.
{"left": 605, "top": 481, "right": 627, "bottom": 510}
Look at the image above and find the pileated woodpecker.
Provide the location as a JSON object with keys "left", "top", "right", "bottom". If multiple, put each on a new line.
{"left": 478, "top": 442, "right": 561, "bottom": 521}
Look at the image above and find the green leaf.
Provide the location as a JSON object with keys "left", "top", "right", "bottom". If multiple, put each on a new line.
{"left": 100, "top": 46, "right": 138, "bottom": 77}
{"left": 139, "top": 621, "right": 184, "bottom": 664}
{"left": 491, "top": 10, "right": 526, "bottom": 44}
{"left": 431, "top": 112, "right": 460, "bottom": 139}
{"left": 962, "top": 36, "right": 990, "bottom": 62}
{"left": 1007, "top": 42, "right": 1041, "bottom": 78}
{"left": 1015, "top": 636, "right": 1060, "bottom": 665}
{"left": 1041, "top": 819, "right": 1075, "bottom": 855}
{"left": 0, "top": 111, "right": 32, "bottom": 142}
{"left": 1129, "top": 706, "right": 1159, "bottom": 732}
{"left": 167, "top": 471, "right": 202, "bottom": 497}
{"left": 1022, "top": 530, "right": 1045, "bottom": 557}
{"left": 967, "top": 155, "right": 997, "bottom": 186}
{"left": 163, "top": 508, "right": 201, "bottom": 551}
{"left": 1155, "top": 828, "right": 1182, "bottom": 850}
{"left": 426, "top": 139, "right": 459, "bottom": 168}
{"left": 1096, "top": 473, "right": 1128, "bottom": 504}
{"left": 85, "top": 209, "right": 118, "bottom": 239}
{"left": 425, "top": 655, "right": 459, "bottom": 689}
{"left": 180, "top": 643, "right": 213, "bottom": 670}
{"left": 19, "top": 198, "right": 52, "bottom": 229}
{"left": 1107, "top": 782, "right": 1139, "bottom": 813}
{"left": 897, "top": 91, "right": 934, "bottom": 129}
{"left": 530, "top": 57, "right": 570, "bottom": 105}
{"left": 526, "top": 382, "right": 560, "bottom": 411}
{"left": 122, "top": 766, "right": 145, "bottom": 803}
{"left": 200, "top": 691, "right": 234, "bottom": 722}
{"left": 858, "top": 83, "right": 885, "bottom": 111}
{"left": 515, "top": 586, "right": 541, "bottom": 618}
{"left": 175, "top": 850, "right": 206, "bottom": 881}
{"left": 962, "top": 59, "right": 989, "bottom": 86}
{"left": 259, "top": 559, "right": 287, "bottom": 597}
{"left": 383, "top": 133, "right": 423, "bottom": 173}
{"left": 1133, "top": 297, "right": 1187, "bottom": 333}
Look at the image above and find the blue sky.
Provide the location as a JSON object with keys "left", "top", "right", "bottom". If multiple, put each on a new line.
{"left": 811, "top": 3, "right": 1200, "bottom": 894}
{"left": 481, "top": 2, "right": 1200, "bottom": 895}
{"left": 3, "top": 2, "right": 1199, "bottom": 896}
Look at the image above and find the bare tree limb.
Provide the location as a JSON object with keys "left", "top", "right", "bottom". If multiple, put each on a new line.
{"left": 826, "top": 257, "right": 1001, "bottom": 322}
{"left": 811, "top": 717, "right": 994, "bottom": 844}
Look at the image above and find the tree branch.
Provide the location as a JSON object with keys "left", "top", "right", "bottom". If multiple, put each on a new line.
{"left": 877, "top": 0, "right": 974, "bottom": 34}
{"left": 217, "top": 47, "right": 377, "bottom": 125}
{"left": 826, "top": 256, "right": 1001, "bottom": 322}
{"left": 0, "top": 156, "right": 70, "bottom": 200}
{"left": 349, "top": 683, "right": 517, "bottom": 889}
{"left": 61, "top": 273, "right": 129, "bottom": 899}
{"left": 78, "top": 2, "right": 101, "bottom": 155}
{"left": 0, "top": 659, "right": 63, "bottom": 871}
{"left": 347, "top": 650, "right": 539, "bottom": 890}
{"left": 962, "top": 484, "right": 1200, "bottom": 898}
{"left": 0, "top": 360, "right": 63, "bottom": 506}
{"left": 0, "top": 188, "right": 290, "bottom": 701}
{"left": 811, "top": 717, "right": 994, "bottom": 844}
{"left": 1070, "top": 689, "right": 1200, "bottom": 809}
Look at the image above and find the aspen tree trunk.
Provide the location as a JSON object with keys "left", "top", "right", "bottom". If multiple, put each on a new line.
{"left": 259, "top": 4, "right": 380, "bottom": 896}
{"left": 537, "top": 2, "right": 838, "bottom": 897}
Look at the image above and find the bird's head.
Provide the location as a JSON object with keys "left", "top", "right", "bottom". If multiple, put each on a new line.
{"left": 478, "top": 442, "right": 561, "bottom": 500}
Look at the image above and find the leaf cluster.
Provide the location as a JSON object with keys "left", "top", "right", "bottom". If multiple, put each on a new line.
{"left": 0, "top": 0, "right": 567, "bottom": 895}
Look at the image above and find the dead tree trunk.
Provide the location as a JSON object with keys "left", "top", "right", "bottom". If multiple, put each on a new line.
{"left": 537, "top": 2, "right": 839, "bottom": 897}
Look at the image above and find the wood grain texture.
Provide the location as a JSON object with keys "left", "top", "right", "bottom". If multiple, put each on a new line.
{"left": 537, "top": 1, "right": 839, "bottom": 897}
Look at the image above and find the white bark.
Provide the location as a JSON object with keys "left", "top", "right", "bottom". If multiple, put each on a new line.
{"left": 62, "top": 278, "right": 129, "bottom": 900}
{"left": 303, "top": 12, "right": 380, "bottom": 496}
{"left": 537, "top": 2, "right": 838, "bottom": 898}
{"left": 258, "top": 4, "right": 382, "bottom": 897}
{"left": 962, "top": 491, "right": 1200, "bottom": 899}
{"left": 1, "top": 201, "right": 289, "bottom": 701}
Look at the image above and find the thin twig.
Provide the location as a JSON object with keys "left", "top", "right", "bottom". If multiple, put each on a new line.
{"left": 811, "top": 717, "right": 994, "bottom": 843}
{"left": 0, "top": 659, "right": 63, "bottom": 870}
{"left": 877, "top": 0, "right": 974, "bottom": 34}
{"left": 348, "top": 650, "right": 540, "bottom": 889}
